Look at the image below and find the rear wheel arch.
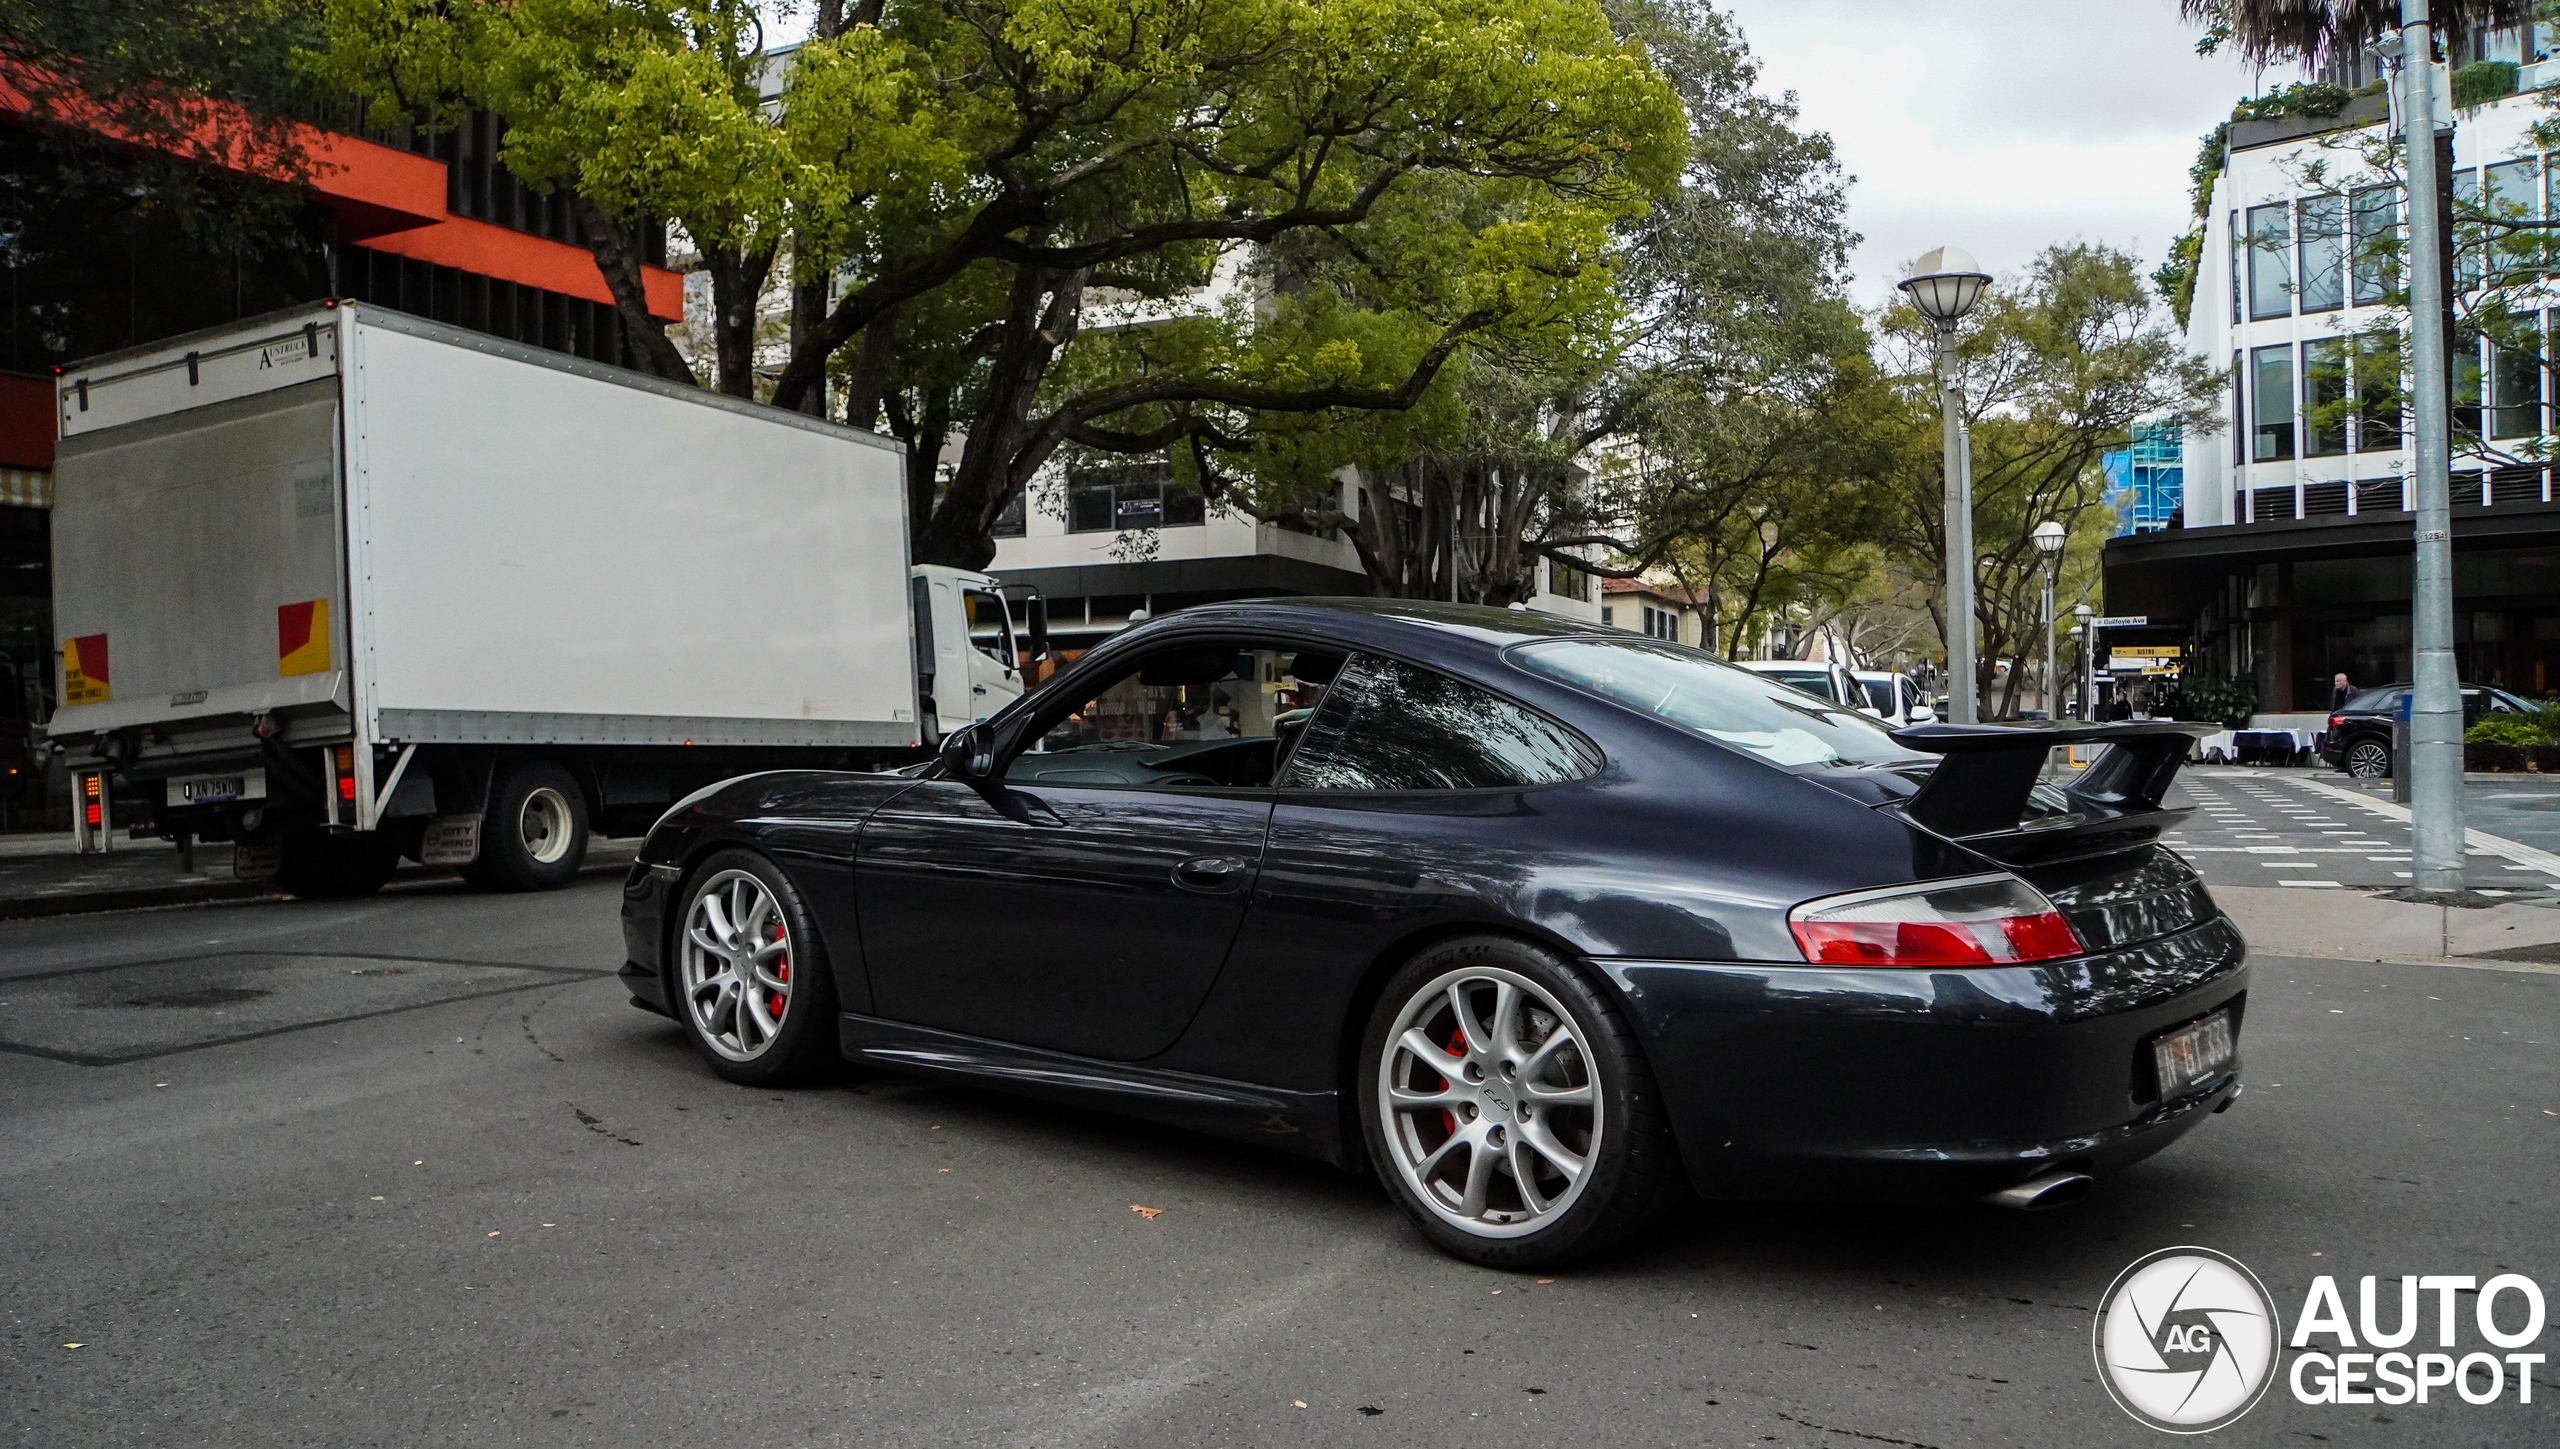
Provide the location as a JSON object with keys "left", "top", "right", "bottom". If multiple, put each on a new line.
{"left": 1330, "top": 920, "right": 1647, "bottom": 1173}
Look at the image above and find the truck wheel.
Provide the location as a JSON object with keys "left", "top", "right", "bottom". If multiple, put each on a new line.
{"left": 460, "top": 761, "right": 589, "bottom": 891}
{"left": 277, "top": 830, "right": 398, "bottom": 899}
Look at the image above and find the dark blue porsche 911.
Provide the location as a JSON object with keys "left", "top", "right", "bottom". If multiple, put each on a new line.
{"left": 620, "top": 600, "right": 2242, "bottom": 1267}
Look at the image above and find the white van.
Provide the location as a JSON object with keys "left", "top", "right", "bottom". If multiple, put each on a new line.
{"left": 1853, "top": 670, "right": 1936, "bottom": 726}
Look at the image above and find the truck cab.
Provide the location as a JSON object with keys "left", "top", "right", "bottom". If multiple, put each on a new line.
{"left": 912, "top": 565, "right": 1038, "bottom": 739}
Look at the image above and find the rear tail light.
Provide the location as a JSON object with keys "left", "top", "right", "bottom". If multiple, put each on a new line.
{"left": 2327, "top": 714, "right": 2345, "bottom": 730}
{"left": 1789, "top": 874, "right": 2084, "bottom": 967}
{"left": 335, "top": 746, "right": 356, "bottom": 801}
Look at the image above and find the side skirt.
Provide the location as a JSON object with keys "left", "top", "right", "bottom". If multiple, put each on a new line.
{"left": 837, "top": 1013, "right": 1348, "bottom": 1168}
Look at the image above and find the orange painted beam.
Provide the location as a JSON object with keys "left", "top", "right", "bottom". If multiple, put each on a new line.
{"left": 358, "top": 215, "right": 685, "bottom": 319}
{"left": 0, "top": 65, "right": 683, "bottom": 322}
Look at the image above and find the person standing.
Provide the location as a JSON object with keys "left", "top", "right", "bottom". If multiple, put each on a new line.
{"left": 2329, "top": 672, "right": 2353, "bottom": 711}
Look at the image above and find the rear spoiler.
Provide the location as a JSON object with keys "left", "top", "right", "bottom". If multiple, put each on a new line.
{"left": 1888, "top": 720, "right": 2215, "bottom": 864}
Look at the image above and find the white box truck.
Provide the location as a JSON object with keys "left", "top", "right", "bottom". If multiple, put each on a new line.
{"left": 48, "top": 302, "right": 1037, "bottom": 897}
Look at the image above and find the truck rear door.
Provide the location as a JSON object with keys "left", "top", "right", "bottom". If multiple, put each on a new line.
{"left": 52, "top": 334, "right": 348, "bottom": 743}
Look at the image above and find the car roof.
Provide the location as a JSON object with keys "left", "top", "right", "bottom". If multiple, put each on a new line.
{"left": 1735, "top": 660, "right": 1828, "bottom": 671}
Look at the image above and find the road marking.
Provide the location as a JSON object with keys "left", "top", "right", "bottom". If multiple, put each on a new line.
{"left": 2278, "top": 774, "right": 2560, "bottom": 878}
{"left": 2278, "top": 880, "right": 2343, "bottom": 887}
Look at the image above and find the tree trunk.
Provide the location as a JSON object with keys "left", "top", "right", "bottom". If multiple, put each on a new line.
{"left": 840, "top": 304, "right": 899, "bottom": 431}
{"left": 788, "top": 268, "right": 829, "bottom": 417}
{"left": 707, "top": 246, "right": 776, "bottom": 399}
{"left": 918, "top": 264, "right": 1088, "bottom": 568}
{"left": 569, "top": 196, "right": 694, "bottom": 384}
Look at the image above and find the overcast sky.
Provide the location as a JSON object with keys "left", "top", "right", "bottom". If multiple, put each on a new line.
{"left": 1716, "top": 0, "right": 2280, "bottom": 306}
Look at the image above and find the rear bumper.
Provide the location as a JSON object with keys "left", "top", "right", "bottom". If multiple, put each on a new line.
{"left": 1594, "top": 912, "right": 2250, "bottom": 1200}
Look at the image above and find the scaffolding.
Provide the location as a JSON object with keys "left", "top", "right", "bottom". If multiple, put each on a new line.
{"left": 2102, "top": 419, "right": 2184, "bottom": 534}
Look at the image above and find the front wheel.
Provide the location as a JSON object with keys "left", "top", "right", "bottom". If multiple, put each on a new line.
{"left": 673, "top": 851, "right": 839, "bottom": 1085}
{"left": 2344, "top": 737, "right": 2391, "bottom": 778}
{"left": 1358, "top": 935, "right": 1680, "bottom": 1269}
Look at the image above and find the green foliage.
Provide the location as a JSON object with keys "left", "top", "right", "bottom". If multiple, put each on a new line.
{"left": 2155, "top": 225, "right": 2204, "bottom": 328}
{"left": 2451, "top": 59, "right": 2520, "bottom": 109}
{"left": 2181, "top": 673, "right": 2256, "bottom": 728}
{"left": 2230, "top": 81, "right": 2351, "bottom": 122}
{"left": 2467, "top": 706, "right": 2560, "bottom": 746}
{"left": 2187, "top": 120, "right": 2230, "bottom": 218}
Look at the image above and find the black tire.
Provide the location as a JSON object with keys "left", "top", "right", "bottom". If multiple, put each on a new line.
{"left": 276, "top": 829, "right": 398, "bottom": 899}
{"left": 2344, "top": 737, "right": 2391, "bottom": 779}
{"left": 669, "top": 850, "right": 840, "bottom": 1085}
{"left": 1357, "top": 934, "right": 1681, "bottom": 1269}
{"left": 459, "top": 760, "right": 589, "bottom": 891}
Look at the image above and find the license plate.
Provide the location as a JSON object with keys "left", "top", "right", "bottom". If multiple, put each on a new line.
{"left": 2153, "top": 1010, "right": 2235, "bottom": 1099}
{"left": 167, "top": 768, "right": 266, "bottom": 806}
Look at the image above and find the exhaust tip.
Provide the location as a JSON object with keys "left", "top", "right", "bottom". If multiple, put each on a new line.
{"left": 1980, "top": 1170, "right": 2095, "bottom": 1212}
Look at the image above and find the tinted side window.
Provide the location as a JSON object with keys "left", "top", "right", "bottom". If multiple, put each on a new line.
{"left": 1281, "top": 654, "right": 1596, "bottom": 790}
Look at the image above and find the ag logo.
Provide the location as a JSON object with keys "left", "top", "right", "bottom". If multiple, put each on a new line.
{"left": 2094, "top": 1247, "right": 2282, "bottom": 1433}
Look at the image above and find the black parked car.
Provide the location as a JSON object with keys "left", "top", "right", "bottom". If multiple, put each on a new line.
{"left": 2320, "top": 682, "right": 2539, "bottom": 777}
{"left": 621, "top": 601, "right": 2243, "bottom": 1266}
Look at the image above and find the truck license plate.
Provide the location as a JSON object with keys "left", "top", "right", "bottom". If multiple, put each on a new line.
{"left": 2152, "top": 1010, "right": 2234, "bottom": 1099}
{"left": 168, "top": 768, "right": 266, "bottom": 806}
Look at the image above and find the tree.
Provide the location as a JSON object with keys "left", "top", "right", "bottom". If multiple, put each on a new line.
{"left": 1869, "top": 244, "right": 2222, "bottom": 719}
{"left": 1184, "top": 0, "right": 1860, "bottom": 603}
{"left": 316, "top": 0, "right": 1686, "bottom": 566}
{"left": 2180, "top": 1, "right": 2532, "bottom": 68}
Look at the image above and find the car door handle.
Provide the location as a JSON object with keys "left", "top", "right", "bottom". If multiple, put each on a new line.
{"left": 1172, "top": 856, "right": 1248, "bottom": 891}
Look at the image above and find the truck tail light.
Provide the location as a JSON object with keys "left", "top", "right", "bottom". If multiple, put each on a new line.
{"left": 1788, "top": 875, "right": 2083, "bottom": 967}
{"left": 336, "top": 746, "right": 356, "bottom": 801}
{"left": 82, "top": 772, "right": 102, "bottom": 825}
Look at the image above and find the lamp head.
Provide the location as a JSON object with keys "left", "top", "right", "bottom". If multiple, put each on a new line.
{"left": 2073, "top": 601, "right": 2094, "bottom": 621}
{"left": 2031, "top": 519, "right": 2068, "bottom": 557}
{"left": 1899, "top": 246, "right": 1992, "bottom": 324}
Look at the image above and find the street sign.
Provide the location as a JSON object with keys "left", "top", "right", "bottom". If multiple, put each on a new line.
{"left": 2111, "top": 645, "right": 2182, "bottom": 659}
{"left": 2089, "top": 615, "right": 2147, "bottom": 627}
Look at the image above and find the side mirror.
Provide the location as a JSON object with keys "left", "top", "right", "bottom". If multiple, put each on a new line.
{"left": 938, "top": 723, "right": 995, "bottom": 780}
{"left": 1026, "top": 596, "right": 1050, "bottom": 668}
{"left": 1909, "top": 706, "right": 1937, "bottom": 723}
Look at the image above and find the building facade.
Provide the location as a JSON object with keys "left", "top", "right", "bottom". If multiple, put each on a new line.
{"left": 2106, "top": 51, "right": 2560, "bottom": 712}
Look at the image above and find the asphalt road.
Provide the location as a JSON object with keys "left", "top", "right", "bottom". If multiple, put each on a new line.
{"left": 4, "top": 872, "right": 2555, "bottom": 1448}
{"left": 2165, "top": 766, "right": 2560, "bottom": 894}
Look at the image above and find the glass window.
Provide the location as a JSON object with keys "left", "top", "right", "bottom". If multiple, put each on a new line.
{"left": 2297, "top": 194, "right": 2344, "bottom": 311}
{"left": 2231, "top": 349, "right": 2247, "bottom": 465}
{"left": 1861, "top": 677, "right": 1895, "bottom": 713}
{"left": 1281, "top": 653, "right": 1597, "bottom": 791}
{"left": 2228, "top": 211, "right": 2243, "bottom": 324}
{"left": 2487, "top": 159, "right": 2539, "bottom": 281}
{"left": 1640, "top": 605, "right": 1678, "bottom": 640}
{"left": 1513, "top": 639, "right": 1921, "bottom": 772}
{"left": 2351, "top": 335, "right": 2404, "bottom": 452}
{"left": 1012, "top": 642, "right": 1344, "bottom": 788}
{"left": 1546, "top": 557, "right": 1593, "bottom": 603}
{"left": 989, "top": 490, "right": 1027, "bottom": 538}
{"left": 2350, "top": 186, "right": 2399, "bottom": 305}
{"left": 2455, "top": 169, "right": 2482, "bottom": 290}
{"left": 1065, "top": 459, "right": 1205, "bottom": 534}
{"left": 962, "top": 588, "right": 1017, "bottom": 667}
{"left": 2453, "top": 335, "right": 2484, "bottom": 442}
{"left": 2490, "top": 321, "right": 2542, "bottom": 440}
{"left": 2251, "top": 344, "right": 2296, "bottom": 461}
{"left": 2246, "top": 204, "right": 2293, "bottom": 319}
{"left": 2304, "top": 337, "right": 2348, "bottom": 456}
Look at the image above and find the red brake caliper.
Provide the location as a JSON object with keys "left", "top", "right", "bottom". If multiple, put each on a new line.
{"left": 770, "top": 924, "right": 789, "bottom": 1017}
{"left": 1439, "top": 1027, "right": 1465, "bottom": 1139}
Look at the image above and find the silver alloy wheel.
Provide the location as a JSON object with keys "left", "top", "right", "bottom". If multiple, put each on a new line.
{"left": 2345, "top": 739, "right": 2391, "bottom": 778}
{"left": 679, "top": 869, "right": 795, "bottom": 1062}
{"left": 518, "top": 785, "right": 575, "bottom": 864}
{"left": 1377, "top": 965, "right": 1602, "bottom": 1238}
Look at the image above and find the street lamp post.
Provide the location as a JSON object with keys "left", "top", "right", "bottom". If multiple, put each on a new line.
{"left": 2073, "top": 601, "right": 2095, "bottom": 721}
{"left": 2381, "top": 8, "right": 2464, "bottom": 891}
{"left": 1900, "top": 247, "right": 1993, "bottom": 725}
{"left": 2031, "top": 520, "right": 2066, "bottom": 720}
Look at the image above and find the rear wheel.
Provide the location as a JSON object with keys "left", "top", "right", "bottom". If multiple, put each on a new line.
{"left": 458, "top": 760, "right": 588, "bottom": 890}
{"left": 276, "top": 829, "right": 398, "bottom": 899}
{"left": 673, "top": 851, "right": 839, "bottom": 1085}
{"left": 2344, "top": 737, "right": 2391, "bottom": 778}
{"left": 1359, "top": 935, "right": 1680, "bottom": 1269}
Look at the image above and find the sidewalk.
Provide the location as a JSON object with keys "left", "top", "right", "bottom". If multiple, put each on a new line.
{"left": 2215, "top": 882, "right": 2560, "bottom": 968}
{"left": 0, "top": 832, "right": 637, "bottom": 921}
